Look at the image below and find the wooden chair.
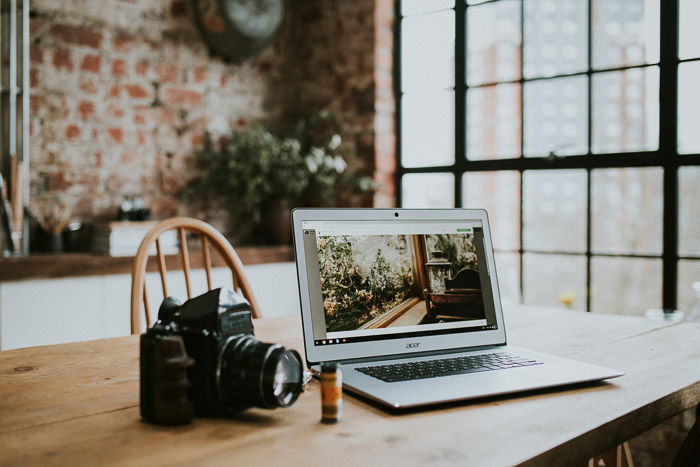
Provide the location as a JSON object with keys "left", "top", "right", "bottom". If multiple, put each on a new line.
{"left": 130, "top": 217, "right": 260, "bottom": 334}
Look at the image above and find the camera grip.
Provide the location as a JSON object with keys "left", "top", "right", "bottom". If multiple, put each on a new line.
{"left": 140, "top": 334, "right": 195, "bottom": 425}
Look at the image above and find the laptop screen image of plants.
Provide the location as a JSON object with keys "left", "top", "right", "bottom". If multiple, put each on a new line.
{"left": 317, "top": 233, "right": 484, "bottom": 333}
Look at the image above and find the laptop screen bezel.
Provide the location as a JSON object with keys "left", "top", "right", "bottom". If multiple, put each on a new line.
{"left": 292, "top": 208, "right": 507, "bottom": 365}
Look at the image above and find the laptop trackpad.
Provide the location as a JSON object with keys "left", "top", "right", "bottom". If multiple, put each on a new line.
{"left": 352, "top": 371, "right": 546, "bottom": 408}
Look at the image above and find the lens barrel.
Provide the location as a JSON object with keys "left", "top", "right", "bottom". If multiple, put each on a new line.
{"left": 218, "top": 335, "right": 303, "bottom": 411}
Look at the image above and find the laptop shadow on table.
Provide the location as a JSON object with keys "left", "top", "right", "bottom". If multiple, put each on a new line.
{"left": 348, "top": 379, "right": 620, "bottom": 416}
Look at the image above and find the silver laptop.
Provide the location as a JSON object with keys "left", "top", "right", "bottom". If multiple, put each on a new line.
{"left": 292, "top": 208, "right": 622, "bottom": 409}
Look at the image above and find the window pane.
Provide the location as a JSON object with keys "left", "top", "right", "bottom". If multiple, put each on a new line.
{"left": 678, "top": 61, "right": 700, "bottom": 154}
{"left": 523, "top": 0, "right": 588, "bottom": 78}
{"left": 523, "top": 253, "right": 587, "bottom": 311}
{"left": 591, "top": 257, "right": 661, "bottom": 316}
{"left": 401, "top": 173, "right": 455, "bottom": 208}
{"left": 462, "top": 171, "right": 520, "bottom": 250}
{"left": 495, "top": 251, "right": 521, "bottom": 306}
{"left": 524, "top": 75, "right": 588, "bottom": 157}
{"left": 679, "top": 0, "right": 700, "bottom": 59}
{"left": 401, "top": 11, "right": 455, "bottom": 91}
{"left": 402, "top": 0, "right": 454, "bottom": 17}
{"left": 592, "top": 0, "right": 659, "bottom": 69}
{"left": 467, "top": 83, "right": 521, "bottom": 160}
{"left": 592, "top": 66, "right": 659, "bottom": 154}
{"left": 466, "top": 0, "right": 521, "bottom": 86}
{"left": 678, "top": 260, "right": 700, "bottom": 315}
{"left": 523, "top": 169, "right": 587, "bottom": 252}
{"left": 591, "top": 167, "right": 662, "bottom": 255}
{"left": 401, "top": 91, "right": 455, "bottom": 168}
{"left": 680, "top": 166, "right": 700, "bottom": 257}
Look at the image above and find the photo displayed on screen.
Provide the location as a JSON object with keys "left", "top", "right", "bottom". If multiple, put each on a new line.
{"left": 316, "top": 232, "right": 486, "bottom": 335}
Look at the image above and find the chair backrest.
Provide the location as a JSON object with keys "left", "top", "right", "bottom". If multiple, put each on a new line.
{"left": 130, "top": 217, "right": 260, "bottom": 334}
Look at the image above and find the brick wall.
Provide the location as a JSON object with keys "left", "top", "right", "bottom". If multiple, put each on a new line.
{"left": 29, "top": 0, "right": 396, "bottom": 224}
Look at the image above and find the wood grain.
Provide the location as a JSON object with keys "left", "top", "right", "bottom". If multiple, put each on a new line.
{"left": 0, "top": 246, "right": 294, "bottom": 282}
{"left": 0, "top": 307, "right": 698, "bottom": 466}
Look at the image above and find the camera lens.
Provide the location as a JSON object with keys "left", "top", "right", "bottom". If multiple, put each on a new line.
{"left": 217, "top": 335, "right": 303, "bottom": 411}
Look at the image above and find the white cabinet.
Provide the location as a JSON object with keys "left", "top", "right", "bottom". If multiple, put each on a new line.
{"left": 0, "top": 262, "right": 299, "bottom": 350}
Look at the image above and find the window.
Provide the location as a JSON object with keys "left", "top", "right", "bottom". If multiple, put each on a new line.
{"left": 397, "top": 0, "right": 700, "bottom": 315}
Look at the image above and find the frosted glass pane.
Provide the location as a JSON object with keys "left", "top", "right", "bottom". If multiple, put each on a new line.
{"left": 467, "top": 1, "right": 521, "bottom": 85}
{"left": 494, "top": 251, "right": 521, "bottom": 306}
{"left": 678, "top": 62, "right": 700, "bottom": 154}
{"left": 524, "top": 76, "right": 588, "bottom": 157}
{"left": 679, "top": 166, "right": 700, "bottom": 257}
{"left": 524, "top": 0, "right": 588, "bottom": 78}
{"left": 401, "top": 91, "right": 455, "bottom": 168}
{"left": 591, "top": 167, "right": 662, "bottom": 255}
{"left": 401, "top": 173, "right": 455, "bottom": 208}
{"left": 592, "top": 0, "right": 659, "bottom": 69}
{"left": 523, "top": 253, "right": 587, "bottom": 311}
{"left": 467, "top": 83, "right": 521, "bottom": 160}
{"left": 678, "top": 260, "right": 700, "bottom": 315}
{"left": 679, "top": 0, "right": 700, "bottom": 59}
{"left": 462, "top": 171, "right": 520, "bottom": 250}
{"left": 401, "top": 11, "right": 455, "bottom": 91}
{"left": 592, "top": 67, "right": 659, "bottom": 154}
{"left": 402, "top": 0, "right": 454, "bottom": 17}
{"left": 591, "top": 257, "right": 661, "bottom": 316}
{"left": 523, "top": 169, "right": 587, "bottom": 253}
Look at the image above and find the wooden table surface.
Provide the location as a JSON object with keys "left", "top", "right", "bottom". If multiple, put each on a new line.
{"left": 1, "top": 305, "right": 699, "bottom": 466}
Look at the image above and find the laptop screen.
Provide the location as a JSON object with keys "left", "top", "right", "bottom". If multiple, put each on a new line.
{"left": 299, "top": 218, "right": 500, "bottom": 348}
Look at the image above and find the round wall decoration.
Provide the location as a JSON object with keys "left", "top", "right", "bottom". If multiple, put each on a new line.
{"left": 191, "top": 0, "right": 284, "bottom": 63}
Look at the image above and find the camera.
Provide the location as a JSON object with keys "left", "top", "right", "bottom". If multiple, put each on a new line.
{"left": 140, "top": 287, "right": 303, "bottom": 425}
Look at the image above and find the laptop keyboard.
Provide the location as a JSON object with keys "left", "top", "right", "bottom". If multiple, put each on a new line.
{"left": 356, "top": 352, "right": 543, "bottom": 383}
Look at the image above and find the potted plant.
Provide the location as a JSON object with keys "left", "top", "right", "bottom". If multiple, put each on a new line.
{"left": 182, "top": 114, "right": 373, "bottom": 245}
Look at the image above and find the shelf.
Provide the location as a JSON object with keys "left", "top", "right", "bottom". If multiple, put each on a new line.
{"left": 0, "top": 245, "right": 295, "bottom": 282}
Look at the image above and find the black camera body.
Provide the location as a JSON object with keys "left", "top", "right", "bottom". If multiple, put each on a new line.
{"left": 140, "top": 288, "right": 303, "bottom": 425}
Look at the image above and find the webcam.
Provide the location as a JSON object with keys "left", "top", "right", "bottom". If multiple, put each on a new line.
{"left": 394, "top": 212, "right": 399, "bottom": 217}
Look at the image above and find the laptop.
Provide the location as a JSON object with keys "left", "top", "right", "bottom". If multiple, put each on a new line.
{"left": 292, "top": 208, "right": 623, "bottom": 409}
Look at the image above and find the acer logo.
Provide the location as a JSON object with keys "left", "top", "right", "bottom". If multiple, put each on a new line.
{"left": 405, "top": 342, "right": 420, "bottom": 349}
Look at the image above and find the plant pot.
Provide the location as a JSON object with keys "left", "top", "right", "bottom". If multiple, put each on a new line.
{"left": 262, "top": 203, "right": 292, "bottom": 245}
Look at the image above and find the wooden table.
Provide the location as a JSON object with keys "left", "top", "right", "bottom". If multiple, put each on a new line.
{"left": 1, "top": 305, "right": 699, "bottom": 466}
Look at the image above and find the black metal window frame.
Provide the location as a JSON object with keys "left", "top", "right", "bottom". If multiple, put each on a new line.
{"left": 395, "top": 0, "right": 700, "bottom": 311}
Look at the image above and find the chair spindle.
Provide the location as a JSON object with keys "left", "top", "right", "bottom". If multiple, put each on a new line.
{"left": 178, "top": 227, "right": 192, "bottom": 299}
{"left": 202, "top": 236, "right": 213, "bottom": 290}
{"left": 155, "top": 237, "right": 169, "bottom": 297}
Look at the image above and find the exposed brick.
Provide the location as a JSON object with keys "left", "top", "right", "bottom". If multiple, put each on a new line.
{"left": 134, "top": 107, "right": 148, "bottom": 124}
{"left": 125, "top": 84, "right": 149, "bottom": 99}
{"left": 120, "top": 152, "right": 137, "bottom": 164}
{"left": 112, "top": 59, "right": 127, "bottom": 77}
{"left": 30, "top": 44, "right": 43, "bottom": 63}
{"left": 107, "top": 127, "right": 123, "bottom": 143}
{"left": 91, "top": 152, "right": 103, "bottom": 168}
{"left": 156, "top": 107, "right": 176, "bottom": 124}
{"left": 193, "top": 66, "right": 207, "bottom": 83}
{"left": 163, "top": 87, "right": 202, "bottom": 106}
{"left": 78, "top": 101, "right": 95, "bottom": 119}
{"left": 108, "top": 85, "right": 121, "bottom": 98}
{"left": 48, "top": 171, "right": 69, "bottom": 190}
{"left": 80, "top": 80, "right": 99, "bottom": 95}
{"left": 191, "top": 133, "right": 204, "bottom": 146}
{"left": 156, "top": 63, "right": 178, "bottom": 83}
{"left": 108, "top": 106, "right": 125, "bottom": 119}
{"left": 52, "top": 49, "right": 73, "bottom": 71}
{"left": 30, "top": 95, "right": 45, "bottom": 114}
{"left": 113, "top": 35, "right": 134, "bottom": 53}
{"left": 50, "top": 24, "right": 103, "bottom": 49}
{"left": 136, "top": 130, "right": 149, "bottom": 145}
{"left": 65, "top": 125, "right": 81, "bottom": 140}
{"left": 30, "top": 68, "right": 39, "bottom": 88}
{"left": 80, "top": 55, "right": 101, "bottom": 73}
{"left": 135, "top": 59, "right": 149, "bottom": 76}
